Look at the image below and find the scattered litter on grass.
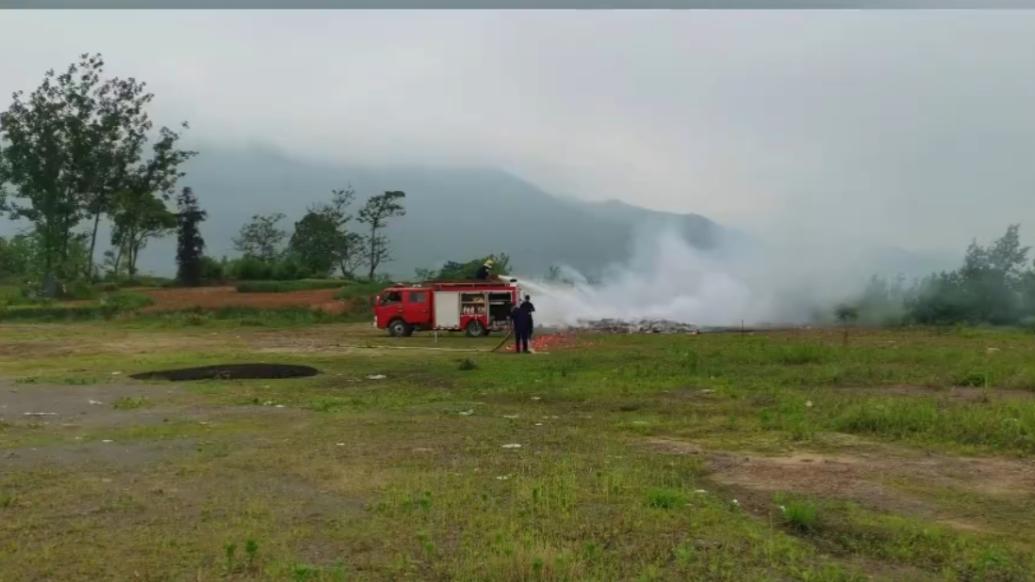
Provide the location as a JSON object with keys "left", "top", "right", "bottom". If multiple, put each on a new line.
{"left": 694, "top": 489, "right": 707, "bottom": 494}
{"left": 274, "top": 404, "right": 286, "bottom": 409}
{"left": 336, "top": 442, "right": 346, "bottom": 447}
{"left": 101, "top": 439, "right": 113, "bottom": 443}
{"left": 531, "top": 396, "right": 541, "bottom": 401}
{"left": 501, "top": 443, "right": 522, "bottom": 449}
{"left": 111, "top": 371, "right": 122, "bottom": 376}
{"left": 503, "top": 414, "right": 519, "bottom": 419}
{"left": 88, "top": 399, "right": 103, "bottom": 405}
{"left": 805, "top": 400, "right": 814, "bottom": 408}
{"left": 496, "top": 475, "right": 511, "bottom": 480}
{"left": 367, "top": 374, "right": 387, "bottom": 380}
{"left": 731, "top": 499, "right": 740, "bottom": 507}
{"left": 987, "top": 347, "right": 1001, "bottom": 354}
{"left": 535, "top": 422, "right": 543, "bottom": 426}
{"left": 458, "top": 409, "right": 474, "bottom": 416}
{"left": 262, "top": 400, "right": 274, "bottom": 406}
{"left": 23, "top": 412, "right": 56, "bottom": 417}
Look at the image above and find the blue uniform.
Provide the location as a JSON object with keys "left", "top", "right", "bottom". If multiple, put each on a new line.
{"left": 511, "top": 305, "right": 531, "bottom": 353}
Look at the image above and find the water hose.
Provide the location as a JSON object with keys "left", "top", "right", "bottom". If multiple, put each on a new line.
{"left": 491, "top": 329, "right": 514, "bottom": 352}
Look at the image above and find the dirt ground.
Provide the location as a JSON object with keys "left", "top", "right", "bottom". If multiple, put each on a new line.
{"left": 648, "top": 436, "right": 1035, "bottom": 535}
{"left": 140, "top": 286, "right": 348, "bottom": 314}
{"left": 0, "top": 380, "right": 185, "bottom": 428}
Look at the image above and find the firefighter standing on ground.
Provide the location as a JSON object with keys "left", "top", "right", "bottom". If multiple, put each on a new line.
{"left": 520, "top": 294, "right": 535, "bottom": 339}
{"left": 511, "top": 294, "right": 535, "bottom": 353}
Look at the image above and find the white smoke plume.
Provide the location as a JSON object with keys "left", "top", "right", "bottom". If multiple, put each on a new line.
{"left": 514, "top": 226, "right": 867, "bottom": 328}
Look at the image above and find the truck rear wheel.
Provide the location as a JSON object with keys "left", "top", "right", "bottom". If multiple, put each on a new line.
{"left": 465, "top": 320, "right": 485, "bottom": 337}
{"left": 388, "top": 319, "right": 412, "bottom": 337}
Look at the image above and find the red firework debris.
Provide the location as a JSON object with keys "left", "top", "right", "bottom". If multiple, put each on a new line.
{"left": 504, "top": 332, "right": 583, "bottom": 353}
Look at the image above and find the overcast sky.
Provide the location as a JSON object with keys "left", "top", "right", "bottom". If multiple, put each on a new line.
{"left": 2, "top": 10, "right": 1034, "bottom": 254}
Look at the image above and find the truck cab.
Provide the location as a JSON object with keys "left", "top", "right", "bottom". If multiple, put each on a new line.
{"left": 374, "top": 287, "right": 430, "bottom": 337}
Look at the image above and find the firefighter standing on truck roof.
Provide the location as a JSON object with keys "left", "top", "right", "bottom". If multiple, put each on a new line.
{"left": 475, "top": 259, "right": 494, "bottom": 280}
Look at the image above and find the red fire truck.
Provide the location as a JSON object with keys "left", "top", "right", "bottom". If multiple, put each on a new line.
{"left": 374, "top": 280, "right": 521, "bottom": 337}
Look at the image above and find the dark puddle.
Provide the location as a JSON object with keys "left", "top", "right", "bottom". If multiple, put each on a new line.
{"left": 132, "top": 363, "right": 319, "bottom": 381}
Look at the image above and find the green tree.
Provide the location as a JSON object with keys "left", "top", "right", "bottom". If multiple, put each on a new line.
{"left": 0, "top": 54, "right": 192, "bottom": 289}
{"left": 0, "top": 59, "right": 87, "bottom": 292}
{"left": 289, "top": 210, "right": 338, "bottom": 277}
{"left": 0, "top": 234, "right": 35, "bottom": 279}
{"left": 357, "top": 190, "right": 406, "bottom": 280}
{"left": 234, "top": 213, "right": 286, "bottom": 262}
{"left": 908, "top": 224, "right": 1033, "bottom": 325}
{"left": 78, "top": 60, "right": 160, "bottom": 281}
{"left": 175, "top": 187, "right": 206, "bottom": 286}
{"left": 110, "top": 190, "right": 175, "bottom": 278}
{"left": 311, "top": 186, "right": 364, "bottom": 278}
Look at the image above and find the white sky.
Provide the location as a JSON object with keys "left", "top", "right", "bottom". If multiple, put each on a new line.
{"left": 2, "top": 10, "right": 1035, "bottom": 253}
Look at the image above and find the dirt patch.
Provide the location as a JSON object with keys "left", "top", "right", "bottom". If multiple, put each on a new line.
{"left": 2, "top": 439, "right": 198, "bottom": 469}
{"left": 131, "top": 363, "right": 319, "bottom": 381}
{"left": 0, "top": 340, "right": 77, "bottom": 359}
{"left": 0, "top": 381, "right": 183, "bottom": 428}
{"left": 647, "top": 437, "right": 1035, "bottom": 531}
{"left": 140, "top": 286, "right": 346, "bottom": 314}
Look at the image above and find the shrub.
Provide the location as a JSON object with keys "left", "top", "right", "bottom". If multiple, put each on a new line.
{"left": 230, "top": 257, "right": 275, "bottom": 281}
{"left": 103, "top": 291, "right": 153, "bottom": 311}
{"left": 646, "top": 488, "right": 686, "bottom": 510}
{"left": 780, "top": 499, "right": 819, "bottom": 532}
{"left": 63, "top": 279, "right": 99, "bottom": 300}
{"left": 200, "top": 256, "right": 225, "bottom": 282}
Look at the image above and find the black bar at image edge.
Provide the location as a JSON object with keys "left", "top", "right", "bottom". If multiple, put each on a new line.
{"left": 4, "top": 0, "right": 1035, "bottom": 9}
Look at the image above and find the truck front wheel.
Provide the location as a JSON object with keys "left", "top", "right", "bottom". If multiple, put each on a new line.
{"left": 465, "top": 320, "right": 485, "bottom": 337}
{"left": 388, "top": 319, "right": 412, "bottom": 337}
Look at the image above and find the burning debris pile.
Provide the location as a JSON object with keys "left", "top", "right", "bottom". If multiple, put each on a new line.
{"left": 574, "top": 319, "right": 700, "bottom": 334}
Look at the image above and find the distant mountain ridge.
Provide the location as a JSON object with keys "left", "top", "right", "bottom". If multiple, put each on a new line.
{"left": 0, "top": 146, "right": 959, "bottom": 283}
{"left": 129, "top": 145, "right": 728, "bottom": 277}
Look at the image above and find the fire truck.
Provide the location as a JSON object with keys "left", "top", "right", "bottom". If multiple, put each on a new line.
{"left": 373, "top": 280, "right": 521, "bottom": 337}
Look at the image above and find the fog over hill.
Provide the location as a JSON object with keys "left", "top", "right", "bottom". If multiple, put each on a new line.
{"left": 124, "top": 145, "right": 730, "bottom": 279}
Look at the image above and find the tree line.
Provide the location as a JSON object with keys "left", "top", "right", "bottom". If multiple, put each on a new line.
{"left": 0, "top": 54, "right": 407, "bottom": 294}
{"left": 223, "top": 188, "right": 406, "bottom": 282}
{"left": 849, "top": 224, "right": 1035, "bottom": 326}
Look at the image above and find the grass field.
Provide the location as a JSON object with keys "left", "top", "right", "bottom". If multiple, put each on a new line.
{"left": 2, "top": 322, "right": 1035, "bottom": 580}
